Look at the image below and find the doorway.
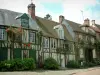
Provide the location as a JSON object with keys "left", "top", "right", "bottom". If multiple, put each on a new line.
{"left": 85, "top": 48, "right": 93, "bottom": 62}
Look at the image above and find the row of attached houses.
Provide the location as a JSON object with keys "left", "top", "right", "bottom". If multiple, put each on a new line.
{"left": 0, "top": 2, "right": 100, "bottom": 68}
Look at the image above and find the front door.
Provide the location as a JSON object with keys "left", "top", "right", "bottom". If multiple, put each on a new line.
{"left": 0, "top": 47, "right": 8, "bottom": 61}
{"left": 85, "top": 49, "right": 93, "bottom": 62}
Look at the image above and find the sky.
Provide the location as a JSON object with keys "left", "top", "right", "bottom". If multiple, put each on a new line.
{"left": 0, "top": 0, "right": 100, "bottom": 24}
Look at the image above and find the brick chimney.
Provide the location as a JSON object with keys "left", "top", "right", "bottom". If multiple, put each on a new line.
{"left": 28, "top": 2, "right": 35, "bottom": 19}
{"left": 92, "top": 20, "right": 95, "bottom": 26}
{"left": 83, "top": 18, "right": 90, "bottom": 26}
{"left": 59, "top": 15, "right": 64, "bottom": 24}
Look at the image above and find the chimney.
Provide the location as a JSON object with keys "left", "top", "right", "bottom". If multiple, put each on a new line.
{"left": 28, "top": 2, "right": 36, "bottom": 19}
{"left": 59, "top": 15, "right": 64, "bottom": 24}
{"left": 83, "top": 18, "right": 90, "bottom": 26}
{"left": 92, "top": 20, "right": 95, "bottom": 26}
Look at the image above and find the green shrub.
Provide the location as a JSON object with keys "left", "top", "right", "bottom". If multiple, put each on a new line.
{"left": 88, "top": 62, "right": 95, "bottom": 67}
{"left": 67, "top": 60, "right": 80, "bottom": 68}
{"left": 0, "top": 58, "right": 36, "bottom": 71}
{"left": 83, "top": 61, "right": 95, "bottom": 67}
{"left": 23, "top": 58, "right": 36, "bottom": 70}
{"left": 0, "top": 61, "right": 8, "bottom": 71}
{"left": 93, "top": 58, "right": 100, "bottom": 65}
{"left": 12, "top": 59, "right": 24, "bottom": 71}
{"left": 44, "top": 57, "right": 59, "bottom": 70}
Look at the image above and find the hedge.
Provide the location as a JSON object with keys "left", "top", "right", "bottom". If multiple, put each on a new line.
{"left": 44, "top": 57, "right": 59, "bottom": 70}
{"left": 0, "top": 58, "right": 36, "bottom": 71}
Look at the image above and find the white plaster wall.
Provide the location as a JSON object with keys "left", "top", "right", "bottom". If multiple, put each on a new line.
{"left": 52, "top": 53, "right": 57, "bottom": 61}
{"left": 61, "top": 54, "right": 65, "bottom": 68}
{"left": 44, "top": 53, "right": 49, "bottom": 60}
{"left": 80, "top": 48, "right": 84, "bottom": 58}
{"left": 57, "top": 54, "right": 60, "bottom": 65}
{"left": 8, "top": 48, "right": 10, "bottom": 60}
{"left": 36, "top": 51, "right": 39, "bottom": 61}
{"left": 93, "top": 49, "right": 96, "bottom": 58}
{"left": 68, "top": 54, "right": 75, "bottom": 60}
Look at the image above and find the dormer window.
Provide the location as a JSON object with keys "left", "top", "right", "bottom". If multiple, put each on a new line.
{"left": 16, "top": 13, "right": 29, "bottom": 28}
{"left": 59, "top": 29, "right": 64, "bottom": 39}
{"left": 54, "top": 25, "right": 64, "bottom": 39}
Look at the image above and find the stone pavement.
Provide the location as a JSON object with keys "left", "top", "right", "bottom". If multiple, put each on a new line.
{"left": 0, "top": 67, "right": 100, "bottom": 75}
{"left": 72, "top": 68, "right": 100, "bottom": 75}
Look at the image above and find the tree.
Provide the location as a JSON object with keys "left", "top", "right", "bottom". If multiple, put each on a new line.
{"left": 44, "top": 14, "right": 52, "bottom": 20}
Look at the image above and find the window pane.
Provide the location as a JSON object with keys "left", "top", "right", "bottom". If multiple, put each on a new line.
{"left": 22, "top": 30, "right": 27, "bottom": 42}
{"left": 43, "top": 37, "right": 49, "bottom": 48}
{"left": 0, "top": 29, "right": 4, "bottom": 40}
{"left": 30, "top": 31, "right": 35, "bottom": 43}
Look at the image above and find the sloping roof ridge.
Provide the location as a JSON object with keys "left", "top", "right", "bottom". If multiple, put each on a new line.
{"left": 0, "top": 8, "right": 22, "bottom": 14}
{"left": 0, "top": 9, "right": 31, "bottom": 19}
{"left": 36, "top": 16, "right": 59, "bottom": 25}
{"left": 66, "top": 19, "right": 82, "bottom": 25}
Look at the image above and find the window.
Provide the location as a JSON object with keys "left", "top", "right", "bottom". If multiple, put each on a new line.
{"left": 54, "top": 40, "right": 56, "bottom": 48}
{"left": 22, "top": 30, "right": 28, "bottom": 42}
{"left": 59, "top": 29, "right": 64, "bottom": 39}
{"left": 30, "top": 31, "right": 35, "bottom": 43}
{"left": 78, "top": 34, "right": 82, "bottom": 42}
{"left": 51, "top": 39, "right": 56, "bottom": 48}
{"left": 0, "top": 29, "right": 6, "bottom": 40}
{"left": 59, "top": 30, "right": 62, "bottom": 39}
{"left": 14, "top": 35, "right": 21, "bottom": 41}
{"left": 79, "top": 34, "right": 82, "bottom": 39}
{"left": 65, "top": 44, "right": 69, "bottom": 50}
{"left": 91, "top": 37, "right": 94, "bottom": 43}
{"left": 43, "top": 37, "right": 49, "bottom": 48}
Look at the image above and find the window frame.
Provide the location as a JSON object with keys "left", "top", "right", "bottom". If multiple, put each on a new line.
{"left": 43, "top": 37, "right": 49, "bottom": 48}
{"left": 51, "top": 39, "right": 56, "bottom": 49}
{"left": 29, "top": 31, "right": 35, "bottom": 43}
{"left": 0, "top": 28, "right": 6, "bottom": 40}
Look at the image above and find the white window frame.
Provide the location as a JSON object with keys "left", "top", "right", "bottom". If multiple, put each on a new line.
{"left": 91, "top": 37, "right": 94, "bottom": 43}
{"left": 51, "top": 39, "right": 56, "bottom": 48}
{"left": 79, "top": 34, "right": 82, "bottom": 40}
{"left": 22, "top": 30, "right": 27, "bottom": 43}
{"left": 59, "top": 29, "right": 64, "bottom": 39}
{"left": 43, "top": 37, "right": 49, "bottom": 48}
{"left": 30, "top": 31, "right": 35, "bottom": 43}
{"left": 0, "top": 29, "right": 5, "bottom": 40}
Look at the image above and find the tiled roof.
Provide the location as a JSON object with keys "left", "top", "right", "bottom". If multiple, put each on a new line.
{"left": 0, "top": 9, "right": 39, "bottom": 30}
{"left": 65, "top": 20, "right": 95, "bottom": 36}
{"left": 0, "top": 9, "right": 73, "bottom": 41}
{"left": 96, "top": 24, "right": 100, "bottom": 29}
{"left": 89, "top": 26, "right": 100, "bottom": 33}
{"left": 0, "top": 9, "right": 21, "bottom": 26}
{"left": 65, "top": 20, "right": 84, "bottom": 33}
{"left": 62, "top": 24, "right": 73, "bottom": 41}
{"left": 36, "top": 17, "right": 59, "bottom": 38}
